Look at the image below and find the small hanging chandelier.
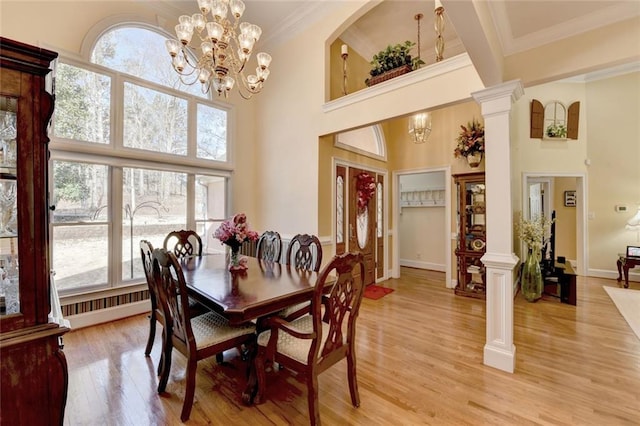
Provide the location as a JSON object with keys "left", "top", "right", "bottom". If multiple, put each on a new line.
{"left": 165, "top": 0, "right": 272, "bottom": 99}
{"left": 409, "top": 112, "right": 432, "bottom": 144}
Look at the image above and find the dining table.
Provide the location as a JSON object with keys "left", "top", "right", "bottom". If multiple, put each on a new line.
{"left": 178, "top": 253, "right": 324, "bottom": 404}
{"left": 180, "top": 253, "right": 321, "bottom": 326}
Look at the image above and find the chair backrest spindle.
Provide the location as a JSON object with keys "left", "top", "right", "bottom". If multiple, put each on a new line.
{"left": 256, "top": 230, "right": 282, "bottom": 262}
{"left": 285, "top": 233, "right": 323, "bottom": 272}
{"left": 164, "top": 230, "right": 203, "bottom": 259}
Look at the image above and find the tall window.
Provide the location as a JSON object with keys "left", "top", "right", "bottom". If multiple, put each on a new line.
{"left": 51, "top": 26, "right": 231, "bottom": 294}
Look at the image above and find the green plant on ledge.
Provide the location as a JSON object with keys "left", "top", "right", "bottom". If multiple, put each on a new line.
{"left": 365, "top": 41, "right": 425, "bottom": 86}
{"left": 546, "top": 123, "right": 567, "bottom": 138}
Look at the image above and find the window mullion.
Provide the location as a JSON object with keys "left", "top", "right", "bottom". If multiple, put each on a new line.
{"left": 111, "top": 166, "right": 123, "bottom": 287}
{"left": 113, "top": 73, "right": 124, "bottom": 149}
{"left": 187, "top": 174, "right": 195, "bottom": 230}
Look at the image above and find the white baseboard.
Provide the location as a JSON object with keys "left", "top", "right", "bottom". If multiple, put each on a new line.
{"left": 400, "top": 259, "right": 445, "bottom": 272}
{"left": 588, "top": 268, "right": 639, "bottom": 283}
{"left": 67, "top": 300, "right": 150, "bottom": 330}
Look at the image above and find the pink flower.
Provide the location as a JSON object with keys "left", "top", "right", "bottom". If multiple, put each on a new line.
{"left": 213, "top": 213, "right": 259, "bottom": 248}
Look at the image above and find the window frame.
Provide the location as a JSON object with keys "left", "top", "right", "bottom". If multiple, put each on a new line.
{"left": 49, "top": 25, "right": 235, "bottom": 297}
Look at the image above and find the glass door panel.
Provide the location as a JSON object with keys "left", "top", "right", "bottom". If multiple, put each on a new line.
{"left": 0, "top": 96, "right": 19, "bottom": 315}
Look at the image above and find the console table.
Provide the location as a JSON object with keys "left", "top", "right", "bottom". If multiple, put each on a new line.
{"left": 543, "top": 260, "right": 577, "bottom": 305}
{"left": 617, "top": 254, "right": 639, "bottom": 288}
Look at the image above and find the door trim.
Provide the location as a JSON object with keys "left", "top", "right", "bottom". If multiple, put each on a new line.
{"left": 392, "top": 166, "right": 452, "bottom": 288}
{"left": 522, "top": 172, "right": 587, "bottom": 275}
{"left": 332, "top": 158, "right": 388, "bottom": 283}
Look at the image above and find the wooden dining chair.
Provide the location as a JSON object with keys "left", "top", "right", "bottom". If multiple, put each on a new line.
{"left": 163, "top": 229, "right": 203, "bottom": 258}
{"left": 285, "top": 234, "right": 323, "bottom": 272}
{"left": 141, "top": 240, "right": 211, "bottom": 375}
{"left": 253, "top": 252, "right": 365, "bottom": 426}
{"left": 152, "top": 248, "right": 256, "bottom": 422}
{"left": 140, "top": 240, "right": 167, "bottom": 374}
{"left": 256, "top": 230, "right": 282, "bottom": 262}
{"left": 279, "top": 234, "right": 323, "bottom": 321}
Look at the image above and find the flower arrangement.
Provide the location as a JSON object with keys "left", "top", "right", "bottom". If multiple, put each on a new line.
{"left": 356, "top": 172, "right": 376, "bottom": 213}
{"left": 546, "top": 123, "right": 567, "bottom": 138}
{"left": 453, "top": 118, "right": 485, "bottom": 159}
{"left": 213, "top": 213, "right": 259, "bottom": 252}
{"left": 515, "top": 212, "right": 554, "bottom": 252}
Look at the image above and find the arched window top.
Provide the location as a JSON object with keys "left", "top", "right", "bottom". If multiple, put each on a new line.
{"left": 92, "top": 26, "right": 205, "bottom": 98}
{"left": 334, "top": 124, "right": 387, "bottom": 160}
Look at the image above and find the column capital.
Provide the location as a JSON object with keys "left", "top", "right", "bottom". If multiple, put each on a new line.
{"left": 481, "top": 251, "right": 520, "bottom": 269}
{"left": 472, "top": 79, "right": 524, "bottom": 116}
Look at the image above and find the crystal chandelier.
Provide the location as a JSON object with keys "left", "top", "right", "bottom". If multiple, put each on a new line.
{"left": 409, "top": 112, "right": 432, "bottom": 144}
{"left": 165, "top": 0, "right": 272, "bottom": 99}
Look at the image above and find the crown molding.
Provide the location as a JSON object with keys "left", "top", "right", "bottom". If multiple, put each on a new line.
{"left": 490, "top": 2, "right": 640, "bottom": 56}
{"left": 560, "top": 61, "right": 640, "bottom": 83}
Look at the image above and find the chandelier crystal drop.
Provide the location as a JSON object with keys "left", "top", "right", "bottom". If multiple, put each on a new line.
{"left": 165, "top": 0, "right": 272, "bottom": 99}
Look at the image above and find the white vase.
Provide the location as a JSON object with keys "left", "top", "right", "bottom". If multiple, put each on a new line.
{"left": 467, "top": 152, "right": 483, "bottom": 168}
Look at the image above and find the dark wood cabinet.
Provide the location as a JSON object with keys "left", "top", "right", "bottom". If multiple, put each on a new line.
{"left": 453, "top": 172, "right": 486, "bottom": 299}
{"left": 0, "top": 37, "right": 69, "bottom": 425}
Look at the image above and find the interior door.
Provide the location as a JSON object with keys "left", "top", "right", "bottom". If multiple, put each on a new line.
{"left": 529, "top": 182, "right": 543, "bottom": 219}
{"left": 527, "top": 178, "right": 552, "bottom": 220}
{"left": 349, "top": 167, "right": 376, "bottom": 286}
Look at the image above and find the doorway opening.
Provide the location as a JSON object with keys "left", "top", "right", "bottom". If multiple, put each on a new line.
{"left": 392, "top": 167, "right": 452, "bottom": 287}
{"left": 523, "top": 173, "right": 586, "bottom": 274}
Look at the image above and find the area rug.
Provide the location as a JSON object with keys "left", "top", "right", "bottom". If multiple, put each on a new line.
{"left": 364, "top": 284, "right": 394, "bottom": 300}
{"left": 603, "top": 286, "right": 640, "bottom": 341}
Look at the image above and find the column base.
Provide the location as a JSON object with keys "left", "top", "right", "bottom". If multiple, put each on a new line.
{"left": 484, "top": 343, "right": 516, "bottom": 373}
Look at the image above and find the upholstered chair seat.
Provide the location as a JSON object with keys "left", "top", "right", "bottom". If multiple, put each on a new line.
{"left": 191, "top": 311, "right": 255, "bottom": 349}
{"left": 257, "top": 315, "right": 332, "bottom": 364}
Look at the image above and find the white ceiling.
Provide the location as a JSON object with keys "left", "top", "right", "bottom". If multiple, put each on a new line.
{"left": 156, "top": 0, "right": 640, "bottom": 78}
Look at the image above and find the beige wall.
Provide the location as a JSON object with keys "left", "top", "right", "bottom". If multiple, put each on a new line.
{"left": 511, "top": 80, "right": 587, "bottom": 262}
{"left": 586, "top": 72, "right": 640, "bottom": 272}
{"left": 329, "top": 38, "right": 370, "bottom": 100}
{"left": 399, "top": 207, "right": 446, "bottom": 268}
{"left": 511, "top": 72, "right": 639, "bottom": 275}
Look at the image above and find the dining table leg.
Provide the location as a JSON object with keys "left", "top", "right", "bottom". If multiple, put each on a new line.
{"left": 242, "top": 326, "right": 263, "bottom": 405}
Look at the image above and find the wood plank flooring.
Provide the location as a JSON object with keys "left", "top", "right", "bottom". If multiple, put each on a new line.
{"left": 62, "top": 268, "right": 640, "bottom": 425}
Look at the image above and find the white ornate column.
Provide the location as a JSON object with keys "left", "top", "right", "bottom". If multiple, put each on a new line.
{"left": 472, "top": 80, "right": 524, "bottom": 373}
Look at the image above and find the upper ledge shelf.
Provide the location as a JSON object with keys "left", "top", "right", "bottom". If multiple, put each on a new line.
{"left": 323, "top": 53, "right": 473, "bottom": 113}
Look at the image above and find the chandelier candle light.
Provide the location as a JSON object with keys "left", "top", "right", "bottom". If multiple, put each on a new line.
{"left": 341, "top": 44, "right": 349, "bottom": 95}
{"left": 165, "top": 0, "right": 272, "bottom": 99}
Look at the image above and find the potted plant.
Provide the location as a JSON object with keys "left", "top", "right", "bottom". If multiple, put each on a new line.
{"left": 546, "top": 123, "right": 567, "bottom": 138}
{"left": 365, "top": 41, "right": 424, "bottom": 87}
{"left": 453, "top": 118, "right": 485, "bottom": 168}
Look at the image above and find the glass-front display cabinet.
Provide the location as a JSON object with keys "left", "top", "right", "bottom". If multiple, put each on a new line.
{"left": 0, "top": 37, "right": 69, "bottom": 425}
{"left": 0, "top": 97, "right": 19, "bottom": 316}
{"left": 453, "top": 172, "right": 486, "bottom": 299}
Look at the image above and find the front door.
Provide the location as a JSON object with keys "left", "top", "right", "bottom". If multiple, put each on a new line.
{"left": 348, "top": 167, "right": 376, "bottom": 286}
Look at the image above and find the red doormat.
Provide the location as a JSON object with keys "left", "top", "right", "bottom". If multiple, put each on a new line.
{"left": 363, "top": 284, "right": 394, "bottom": 300}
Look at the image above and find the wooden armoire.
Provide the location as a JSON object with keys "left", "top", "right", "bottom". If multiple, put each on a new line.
{"left": 0, "top": 37, "right": 70, "bottom": 425}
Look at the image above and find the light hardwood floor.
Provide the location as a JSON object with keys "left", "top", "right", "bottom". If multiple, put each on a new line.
{"left": 62, "top": 268, "right": 640, "bottom": 425}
